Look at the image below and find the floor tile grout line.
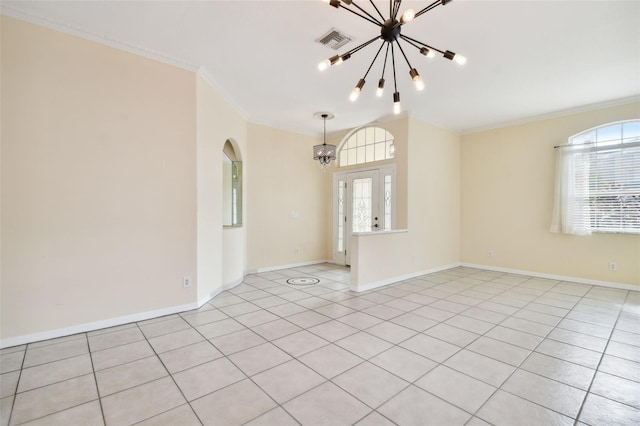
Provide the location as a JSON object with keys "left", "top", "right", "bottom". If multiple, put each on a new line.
{"left": 434, "top": 275, "right": 600, "bottom": 422}
{"left": 220, "top": 272, "right": 400, "bottom": 423}
{"left": 9, "top": 352, "right": 94, "bottom": 395}
{"left": 8, "top": 392, "right": 101, "bottom": 426}
{"left": 4, "top": 265, "right": 638, "bottom": 426}
{"left": 5, "top": 344, "right": 27, "bottom": 426}
{"left": 89, "top": 337, "right": 149, "bottom": 356}
{"left": 249, "top": 268, "right": 624, "bottom": 395}
{"left": 9, "top": 343, "right": 99, "bottom": 426}
{"left": 166, "top": 288, "right": 347, "bottom": 425}
{"left": 20, "top": 333, "right": 87, "bottom": 351}
{"left": 208, "top": 276, "right": 349, "bottom": 424}
{"left": 471, "top": 278, "right": 629, "bottom": 424}
{"left": 17, "top": 344, "right": 90, "bottom": 371}
{"left": 130, "top": 321, "right": 206, "bottom": 426}
{"left": 85, "top": 333, "right": 107, "bottom": 426}
{"left": 272, "top": 271, "right": 634, "bottom": 374}
{"left": 572, "top": 289, "right": 631, "bottom": 425}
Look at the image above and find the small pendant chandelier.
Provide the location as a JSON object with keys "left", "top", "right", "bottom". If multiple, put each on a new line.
{"left": 313, "top": 112, "right": 337, "bottom": 169}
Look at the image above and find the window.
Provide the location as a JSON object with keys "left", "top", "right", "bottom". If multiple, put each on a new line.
{"left": 338, "top": 126, "right": 394, "bottom": 167}
{"left": 223, "top": 140, "right": 242, "bottom": 227}
{"left": 551, "top": 120, "right": 640, "bottom": 235}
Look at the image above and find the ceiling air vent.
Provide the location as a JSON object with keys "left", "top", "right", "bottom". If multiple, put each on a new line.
{"left": 316, "top": 28, "right": 352, "bottom": 50}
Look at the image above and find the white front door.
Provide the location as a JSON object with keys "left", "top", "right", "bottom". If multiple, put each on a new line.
{"left": 333, "top": 166, "right": 395, "bottom": 265}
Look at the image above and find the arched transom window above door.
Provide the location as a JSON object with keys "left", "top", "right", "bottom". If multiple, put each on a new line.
{"left": 338, "top": 126, "right": 395, "bottom": 167}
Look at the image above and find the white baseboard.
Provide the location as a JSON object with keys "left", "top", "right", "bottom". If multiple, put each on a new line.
{"left": 350, "top": 262, "right": 462, "bottom": 293}
{"left": 197, "top": 276, "right": 245, "bottom": 307}
{"left": 1, "top": 274, "right": 250, "bottom": 349}
{"left": 7, "top": 261, "right": 632, "bottom": 349}
{"left": 0, "top": 301, "right": 199, "bottom": 349}
{"left": 461, "top": 263, "right": 639, "bottom": 292}
{"left": 250, "top": 259, "right": 331, "bottom": 274}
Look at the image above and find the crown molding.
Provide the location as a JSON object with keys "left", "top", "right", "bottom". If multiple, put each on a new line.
{"left": 460, "top": 95, "right": 640, "bottom": 135}
{"left": 0, "top": 6, "right": 198, "bottom": 72}
{"left": 2, "top": 6, "right": 252, "bottom": 123}
{"left": 195, "top": 67, "right": 249, "bottom": 122}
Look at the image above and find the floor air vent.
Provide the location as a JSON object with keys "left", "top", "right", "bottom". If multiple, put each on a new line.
{"left": 287, "top": 277, "right": 320, "bottom": 286}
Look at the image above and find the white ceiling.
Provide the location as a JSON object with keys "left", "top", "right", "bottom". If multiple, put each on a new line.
{"left": 2, "top": 0, "right": 639, "bottom": 136}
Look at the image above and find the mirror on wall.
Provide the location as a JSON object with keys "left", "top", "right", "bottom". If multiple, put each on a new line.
{"left": 223, "top": 140, "right": 242, "bottom": 227}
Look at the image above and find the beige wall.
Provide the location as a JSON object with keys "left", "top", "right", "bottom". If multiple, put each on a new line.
{"left": 196, "top": 75, "right": 247, "bottom": 300}
{"left": 1, "top": 17, "right": 198, "bottom": 340}
{"left": 246, "top": 123, "right": 329, "bottom": 270}
{"left": 339, "top": 117, "right": 461, "bottom": 288}
{"left": 461, "top": 102, "right": 640, "bottom": 286}
{"left": 407, "top": 117, "right": 461, "bottom": 270}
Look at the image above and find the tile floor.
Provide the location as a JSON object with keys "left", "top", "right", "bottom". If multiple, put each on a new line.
{"left": 1, "top": 264, "right": 639, "bottom": 425}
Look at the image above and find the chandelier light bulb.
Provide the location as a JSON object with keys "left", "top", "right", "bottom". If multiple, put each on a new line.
{"left": 413, "top": 76, "right": 425, "bottom": 91}
{"left": 350, "top": 79, "right": 365, "bottom": 102}
{"left": 453, "top": 54, "right": 467, "bottom": 65}
{"left": 328, "top": 55, "right": 341, "bottom": 66}
{"left": 349, "top": 87, "right": 361, "bottom": 102}
{"left": 419, "top": 47, "right": 436, "bottom": 59}
{"left": 393, "top": 92, "right": 401, "bottom": 115}
{"left": 409, "top": 68, "right": 424, "bottom": 91}
{"left": 444, "top": 50, "right": 466, "bottom": 65}
{"left": 318, "top": 58, "right": 331, "bottom": 71}
{"left": 376, "top": 78, "right": 385, "bottom": 97}
{"left": 401, "top": 9, "right": 415, "bottom": 24}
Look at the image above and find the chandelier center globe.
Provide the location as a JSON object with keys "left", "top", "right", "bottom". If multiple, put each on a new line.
{"left": 380, "top": 19, "right": 401, "bottom": 42}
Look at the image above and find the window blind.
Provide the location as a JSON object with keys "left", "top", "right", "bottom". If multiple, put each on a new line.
{"left": 569, "top": 122, "right": 640, "bottom": 234}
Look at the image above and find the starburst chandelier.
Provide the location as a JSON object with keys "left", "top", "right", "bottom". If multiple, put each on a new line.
{"left": 318, "top": 0, "right": 466, "bottom": 115}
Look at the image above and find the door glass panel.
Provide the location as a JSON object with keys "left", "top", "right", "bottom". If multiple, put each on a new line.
{"left": 352, "top": 178, "right": 373, "bottom": 232}
{"left": 337, "top": 180, "right": 345, "bottom": 252}
{"left": 384, "top": 174, "right": 392, "bottom": 231}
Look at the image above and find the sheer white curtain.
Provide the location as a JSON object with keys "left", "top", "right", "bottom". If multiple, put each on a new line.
{"left": 550, "top": 145, "right": 591, "bottom": 235}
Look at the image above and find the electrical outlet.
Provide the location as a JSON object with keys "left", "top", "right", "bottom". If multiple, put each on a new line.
{"left": 608, "top": 262, "right": 617, "bottom": 272}
{"left": 488, "top": 250, "right": 494, "bottom": 257}
{"left": 183, "top": 276, "right": 192, "bottom": 288}
{"left": 295, "top": 248, "right": 301, "bottom": 255}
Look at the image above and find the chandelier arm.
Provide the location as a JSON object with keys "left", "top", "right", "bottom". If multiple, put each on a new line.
{"left": 368, "top": 0, "right": 386, "bottom": 21}
{"left": 343, "top": 35, "right": 382, "bottom": 57}
{"left": 348, "top": 0, "right": 384, "bottom": 25}
{"left": 391, "top": 43, "right": 398, "bottom": 93}
{"left": 393, "top": 0, "right": 403, "bottom": 20}
{"left": 414, "top": 0, "right": 445, "bottom": 19}
{"left": 339, "top": 3, "right": 383, "bottom": 26}
{"left": 395, "top": 38, "right": 415, "bottom": 70}
{"left": 380, "top": 43, "right": 390, "bottom": 78}
{"left": 362, "top": 41, "right": 387, "bottom": 80}
{"left": 399, "top": 36, "right": 422, "bottom": 50}
{"left": 399, "top": 34, "right": 444, "bottom": 55}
